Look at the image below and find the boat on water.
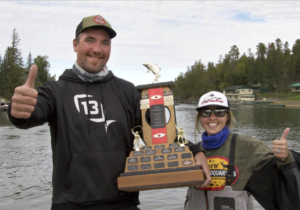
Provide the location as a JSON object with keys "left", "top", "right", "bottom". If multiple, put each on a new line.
{"left": 268, "top": 104, "right": 286, "bottom": 108}
{"left": 254, "top": 101, "right": 272, "bottom": 105}
{"left": 0, "top": 104, "right": 8, "bottom": 111}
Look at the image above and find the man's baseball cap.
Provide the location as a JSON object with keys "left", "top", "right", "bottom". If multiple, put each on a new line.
{"left": 75, "top": 15, "right": 117, "bottom": 38}
{"left": 196, "top": 91, "right": 230, "bottom": 111}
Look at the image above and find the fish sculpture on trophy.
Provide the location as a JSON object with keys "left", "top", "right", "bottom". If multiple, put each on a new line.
{"left": 143, "top": 61, "right": 161, "bottom": 83}
{"left": 117, "top": 63, "right": 204, "bottom": 192}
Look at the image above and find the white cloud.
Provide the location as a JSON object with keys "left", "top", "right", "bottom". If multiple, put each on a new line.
{"left": 1, "top": 1, "right": 299, "bottom": 85}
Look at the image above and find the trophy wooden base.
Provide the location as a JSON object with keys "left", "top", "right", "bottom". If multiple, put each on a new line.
{"left": 118, "top": 166, "right": 204, "bottom": 191}
{"left": 117, "top": 143, "right": 205, "bottom": 192}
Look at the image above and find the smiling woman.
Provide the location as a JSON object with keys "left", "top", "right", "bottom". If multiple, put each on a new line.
{"left": 198, "top": 108, "right": 229, "bottom": 136}
{"left": 184, "top": 91, "right": 294, "bottom": 210}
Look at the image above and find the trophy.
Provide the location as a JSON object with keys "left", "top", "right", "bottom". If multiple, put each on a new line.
{"left": 132, "top": 126, "right": 145, "bottom": 151}
{"left": 117, "top": 62, "right": 204, "bottom": 192}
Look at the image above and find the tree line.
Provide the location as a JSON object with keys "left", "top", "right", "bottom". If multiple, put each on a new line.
{"left": 173, "top": 38, "right": 300, "bottom": 100}
{"left": 0, "top": 29, "right": 55, "bottom": 99}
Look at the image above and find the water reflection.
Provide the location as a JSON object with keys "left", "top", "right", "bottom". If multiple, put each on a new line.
{"left": 0, "top": 111, "right": 52, "bottom": 210}
{"left": 1, "top": 105, "right": 300, "bottom": 210}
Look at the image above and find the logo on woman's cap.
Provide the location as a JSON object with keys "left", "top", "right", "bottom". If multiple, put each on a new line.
{"left": 197, "top": 91, "right": 229, "bottom": 110}
{"left": 202, "top": 93, "right": 224, "bottom": 105}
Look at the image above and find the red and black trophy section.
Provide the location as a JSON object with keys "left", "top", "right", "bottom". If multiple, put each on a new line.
{"left": 117, "top": 81, "right": 204, "bottom": 192}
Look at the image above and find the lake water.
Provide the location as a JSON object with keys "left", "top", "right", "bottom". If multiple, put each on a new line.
{"left": 1, "top": 104, "right": 300, "bottom": 210}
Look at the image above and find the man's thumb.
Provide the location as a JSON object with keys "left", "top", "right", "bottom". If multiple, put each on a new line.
{"left": 24, "top": 65, "right": 38, "bottom": 88}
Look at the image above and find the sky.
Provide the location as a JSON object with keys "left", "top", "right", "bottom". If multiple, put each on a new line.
{"left": 1, "top": 1, "right": 300, "bottom": 86}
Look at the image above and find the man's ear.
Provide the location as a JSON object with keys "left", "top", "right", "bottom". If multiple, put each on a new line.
{"left": 73, "top": 38, "right": 78, "bottom": 52}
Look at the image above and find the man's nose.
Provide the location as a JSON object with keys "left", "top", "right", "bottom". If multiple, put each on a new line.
{"left": 92, "top": 43, "right": 103, "bottom": 54}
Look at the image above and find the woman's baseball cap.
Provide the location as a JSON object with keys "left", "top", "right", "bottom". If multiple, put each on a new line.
{"left": 75, "top": 15, "right": 117, "bottom": 39}
{"left": 196, "top": 91, "right": 230, "bottom": 111}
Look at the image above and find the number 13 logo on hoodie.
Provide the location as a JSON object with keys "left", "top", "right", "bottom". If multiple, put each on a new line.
{"left": 74, "top": 94, "right": 116, "bottom": 132}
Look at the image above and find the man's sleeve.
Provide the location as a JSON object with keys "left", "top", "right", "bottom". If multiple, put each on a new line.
{"left": 186, "top": 141, "right": 205, "bottom": 156}
{"left": 134, "top": 88, "right": 141, "bottom": 127}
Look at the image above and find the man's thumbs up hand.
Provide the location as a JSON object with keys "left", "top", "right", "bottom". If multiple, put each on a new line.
{"left": 24, "top": 65, "right": 38, "bottom": 88}
{"left": 11, "top": 65, "right": 38, "bottom": 119}
{"left": 272, "top": 128, "right": 290, "bottom": 162}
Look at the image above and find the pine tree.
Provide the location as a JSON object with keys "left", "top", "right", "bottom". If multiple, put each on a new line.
{"left": 255, "top": 43, "right": 267, "bottom": 85}
{"left": 292, "top": 39, "right": 300, "bottom": 81}
{"left": 265, "top": 42, "right": 277, "bottom": 96}
{"left": 234, "top": 54, "right": 247, "bottom": 85}
{"left": 34, "top": 55, "right": 51, "bottom": 87}
{"left": 274, "top": 39, "right": 284, "bottom": 96}
{"left": 246, "top": 48, "right": 256, "bottom": 85}
{"left": 229, "top": 45, "right": 240, "bottom": 71}
{"left": 0, "top": 29, "right": 25, "bottom": 97}
{"left": 26, "top": 52, "right": 33, "bottom": 69}
{"left": 282, "top": 41, "right": 292, "bottom": 93}
{"left": 173, "top": 38, "right": 300, "bottom": 100}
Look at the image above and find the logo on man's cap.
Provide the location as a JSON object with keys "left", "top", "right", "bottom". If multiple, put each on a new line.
{"left": 93, "top": 15, "right": 106, "bottom": 25}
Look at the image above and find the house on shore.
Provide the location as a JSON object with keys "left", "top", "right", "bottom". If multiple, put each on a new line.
{"left": 289, "top": 83, "right": 300, "bottom": 93}
{"left": 223, "top": 86, "right": 255, "bottom": 101}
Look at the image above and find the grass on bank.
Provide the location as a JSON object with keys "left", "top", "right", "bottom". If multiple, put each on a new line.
{"left": 271, "top": 102, "right": 300, "bottom": 106}
{"left": 256, "top": 92, "right": 300, "bottom": 101}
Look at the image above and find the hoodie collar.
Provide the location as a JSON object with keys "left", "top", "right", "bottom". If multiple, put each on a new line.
{"left": 72, "top": 62, "right": 109, "bottom": 82}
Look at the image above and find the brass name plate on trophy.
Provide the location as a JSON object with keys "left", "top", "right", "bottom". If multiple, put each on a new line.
{"left": 117, "top": 73, "right": 204, "bottom": 191}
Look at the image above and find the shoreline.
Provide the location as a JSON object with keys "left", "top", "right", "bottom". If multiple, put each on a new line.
{"left": 271, "top": 100, "right": 300, "bottom": 108}
{"left": 175, "top": 100, "right": 300, "bottom": 108}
